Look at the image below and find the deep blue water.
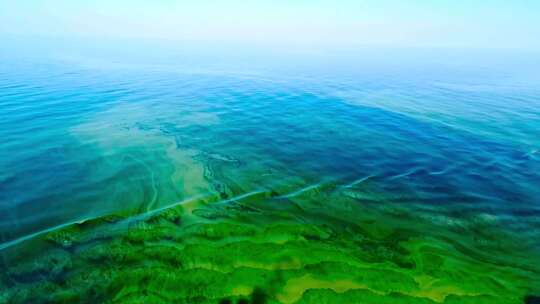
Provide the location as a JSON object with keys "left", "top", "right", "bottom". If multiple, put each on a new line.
{"left": 1, "top": 40, "right": 539, "bottom": 249}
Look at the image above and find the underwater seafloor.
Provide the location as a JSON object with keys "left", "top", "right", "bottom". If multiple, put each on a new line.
{"left": 1, "top": 46, "right": 540, "bottom": 303}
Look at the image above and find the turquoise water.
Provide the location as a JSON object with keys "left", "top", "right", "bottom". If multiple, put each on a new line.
{"left": 1, "top": 42, "right": 540, "bottom": 303}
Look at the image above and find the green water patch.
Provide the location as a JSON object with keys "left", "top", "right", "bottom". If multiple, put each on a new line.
{"left": 1, "top": 181, "right": 538, "bottom": 304}
{"left": 70, "top": 102, "right": 219, "bottom": 213}
{"left": 2, "top": 95, "right": 539, "bottom": 303}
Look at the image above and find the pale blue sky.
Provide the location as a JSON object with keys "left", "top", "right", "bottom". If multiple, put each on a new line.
{"left": 1, "top": 0, "right": 539, "bottom": 50}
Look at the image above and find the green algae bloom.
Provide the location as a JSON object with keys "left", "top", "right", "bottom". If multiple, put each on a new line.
{"left": 2, "top": 46, "right": 540, "bottom": 304}
{"left": 2, "top": 178, "right": 539, "bottom": 303}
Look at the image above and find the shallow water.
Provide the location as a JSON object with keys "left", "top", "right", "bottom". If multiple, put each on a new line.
{"left": 1, "top": 42, "right": 539, "bottom": 303}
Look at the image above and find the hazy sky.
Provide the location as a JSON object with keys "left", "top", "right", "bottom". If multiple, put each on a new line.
{"left": 1, "top": 0, "right": 540, "bottom": 50}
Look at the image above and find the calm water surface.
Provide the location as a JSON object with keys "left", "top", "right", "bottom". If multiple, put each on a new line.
{"left": 0, "top": 42, "right": 539, "bottom": 302}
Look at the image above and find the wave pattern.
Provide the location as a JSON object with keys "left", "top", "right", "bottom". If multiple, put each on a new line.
{"left": 0, "top": 50, "right": 539, "bottom": 303}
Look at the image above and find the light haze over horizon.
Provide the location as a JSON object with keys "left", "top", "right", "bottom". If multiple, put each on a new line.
{"left": 1, "top": 1, "right": 540, "bottom": 52}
